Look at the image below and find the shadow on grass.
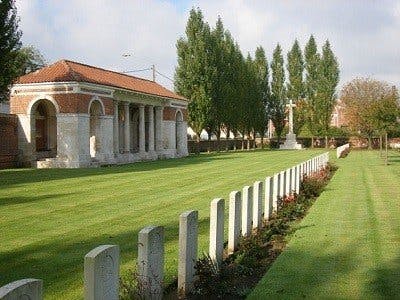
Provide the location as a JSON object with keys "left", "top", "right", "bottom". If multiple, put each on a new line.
{"left": 365, "top": 255, "right": 400, "bottom": 298}
{"left": 249, "top": 242, "right": 361, "bottom": 299}
{"left": 0, "top": 153, "right": 238, "bottom": 188}
{"left": 0, "top": 216, "right": 210, "bottom": 298}
{"left": 0, "top": 193, "right": 77, "bottom": 207}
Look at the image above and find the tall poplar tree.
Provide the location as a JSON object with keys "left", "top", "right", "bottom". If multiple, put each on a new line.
{"left": 286, "top": 39, "right": 305, "bottom": 135}
{"left": 175, "top": 8, "right": 213, "bottom": 143}
{"left": 270, "top": 44, "right": 286, "bottom": 144}
{"left": 253, "top": 46, "right": 269, "bottom": 147}
{"left": 0, "top": 0, "right": 21, "bottom": 101}
{"left": 318, "top": 40, "right": 340, "bottom": 147}
{"left": 304, "top": 35, "right": 321, "bottom": 146}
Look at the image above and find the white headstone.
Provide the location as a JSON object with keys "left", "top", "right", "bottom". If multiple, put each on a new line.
{"left": 209, "top": 198, "right": 225, "bottom": 266}
{"left": 279, "top": 171, "right": 285, "bottom": 198}
{"left": 228, "top": 191, "right": 241, "bottom": 254}
{"left": 264, "top": 177, "right": 273, "bottom": 220}
{"left": 0, "top": 279, "right": 42, "bottom": 300}
{"left": 178, "top": 210, "right": 198, "bottom": 296}
{"left": 242, "top": 186, "right": 253, "bottom": 237}
{"left": 285, "top": 169, "right": 291, "bottom": 196}
{"left": 84, "top": 245, "right": 119, "bottom": 300}
{"left": 291, "top": 166, "right": 296, "bottom": 193}
{"left": 253, "top": 181, "right": 263, "bottom": 229}
{"left": 272, "top": 173, "right": 279, "bottom": 212}
{"left": 138, "top": 226, "right": 164, "bottom": 299}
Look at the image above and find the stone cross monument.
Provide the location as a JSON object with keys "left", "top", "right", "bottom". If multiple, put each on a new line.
{"left": 280, "top": 99, "right": 302, "bottom": 150}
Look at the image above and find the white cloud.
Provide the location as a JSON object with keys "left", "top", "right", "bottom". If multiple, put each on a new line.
{"left": 15, "top": 0, "right": 400, "bottom": 91}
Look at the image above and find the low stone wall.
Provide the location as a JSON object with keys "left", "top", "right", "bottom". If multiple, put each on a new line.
{"left": 188, "top": 139, "right": 255, "bottom": 153}
{"left": 0, "top": 152, "right": 330, "bottom": 299}
{"left": 0, "top": 113, "right": 19, "bottom": 169}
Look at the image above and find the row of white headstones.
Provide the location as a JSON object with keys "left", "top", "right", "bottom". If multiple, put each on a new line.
{"left": 336, "top": 143, "right": 350, "bottom": 159}
{"left": 0, "top": 152, "right": 330, "bottom": 300}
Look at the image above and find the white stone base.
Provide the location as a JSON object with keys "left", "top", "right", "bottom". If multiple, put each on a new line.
{"left": 280, "top": 133, "right": 302, "bottom": 150}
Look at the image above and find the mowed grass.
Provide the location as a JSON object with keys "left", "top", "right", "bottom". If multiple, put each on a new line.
{"left": 249, "top": 150, "right": 400, "bottom": 299}
{"left": 0, "top": 149, "right": 323, "bottom": 299}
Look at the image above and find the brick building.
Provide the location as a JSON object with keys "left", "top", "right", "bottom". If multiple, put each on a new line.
{"left": 10, "top": 60, "right": 188, "bottom": 168}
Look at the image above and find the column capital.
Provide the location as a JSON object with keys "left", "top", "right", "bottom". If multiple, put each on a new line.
{"left": 123, "top": 102, "right": 130, "bottom": 108}
{"left": 138, "top": 104, "right": 145, "bottom": 109}
{"left": 155, "top": 106, "right": 163, "bottom": 111}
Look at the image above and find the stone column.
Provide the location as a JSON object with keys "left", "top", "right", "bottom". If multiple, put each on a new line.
{"left": 138, "top": 104, "right": 145, "bottom": 154}
{"left": 147, "top": 105, "right": 155, "bottom": 153}
{"left": 123, "top": 102, "right": 130, "bottom": 153}
{"left": 155, "top": 106, "right": 163, "bottom": 152}
{"left": 113, "top": 101, "right": 119, "bottom": 155}
{"left": 178, "top": 210, "right": 198, "bottom": 297}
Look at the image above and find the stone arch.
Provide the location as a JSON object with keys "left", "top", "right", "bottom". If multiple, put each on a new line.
{"left": 88, "top": 96, "right": 105, "bottom": 115}
{"left": 89, "top": 98, "right": 104, "bottom": 159}
{"left": 175, "top": 110, "right": 184, "bottom": 154}
{"left": 29, "top": 98, "right": 58, "bottom": 157}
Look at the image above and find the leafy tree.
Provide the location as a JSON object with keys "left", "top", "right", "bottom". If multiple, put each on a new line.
{"left": 304, "top": 35, "right": 321, "bottom": 146}
{"left": 286, "top": 39, "right": 305, "bottom": 135}
{"left": 15, "top": 45, "right": 46, "bottom": 76}
{"left": 175, "top": 8, "right": 213, "bottom": 144}
{"left": 253, "top": 46, "right": 269, "bottom": 148}
{"left": 0, "top": 0, "right": 22, "bottom": 101}
{"left": 341, "top": 78, "right": 400, "bottom": 151}
{"left": 318, "top": 40, "right": 340, "bottom": 147}
{"left": 270, "top": 43, "right": 286, "bottom": 144}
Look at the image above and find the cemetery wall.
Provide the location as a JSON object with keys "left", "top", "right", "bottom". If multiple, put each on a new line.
{"left": 0, "top": 113, "right": 19, "bottom": 169}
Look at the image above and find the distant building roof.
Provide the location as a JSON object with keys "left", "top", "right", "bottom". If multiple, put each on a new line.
{"left": 15, "top": 59, "right": 187, "bottom": 101}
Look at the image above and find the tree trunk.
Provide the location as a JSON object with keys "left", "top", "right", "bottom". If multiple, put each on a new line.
{"left": 385, "top": 132, "right": 388, "bottom": 165}
{"left": 367, "top": 136, "right": 372, "bottom": 150}
{"left": 241, "top": 136, "right": 245, "bottom": 150}
{"left": 226, "top": 126, "right": 230, "bottom": 151}
{"left": 261, "top": 136, "right": 264, "bottom": 149}
{"left": 311, "top": 136, "right": 314, "bottom": 149}
{"left": 379, "top": 134, "right": 383, "bottom": 157}
{"left": 216, "top": 129, "right": 221, "bottom": 153}
{"left": 195, "top": 132, "right": 201, "bottom": 155}
{"left": 325, "top": 135, "right": 328, "bottom": 149}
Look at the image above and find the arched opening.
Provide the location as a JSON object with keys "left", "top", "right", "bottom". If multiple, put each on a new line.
{"left": 89, "top": 100, "right": 104, "bottom": 159}
{"left": 176, "top": 110, "right": 184, "bottom": 154}
{"left": 32, "top": 99, "right": 57, "bottom": 158}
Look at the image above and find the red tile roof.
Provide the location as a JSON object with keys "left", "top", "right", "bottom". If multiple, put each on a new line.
{"left": 15, "top": 60, "right": 187, "bottom": 101}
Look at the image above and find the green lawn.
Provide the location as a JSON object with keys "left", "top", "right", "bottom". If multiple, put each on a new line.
{"left": 0, "top": 149, "right": 323, "bottom": 299}
{"left": 249, "top": 150, "right": 400, "bottom": 299}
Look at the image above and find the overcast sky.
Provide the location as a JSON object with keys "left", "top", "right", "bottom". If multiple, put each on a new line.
{"left": 16, "top": 0, "right": 400, "bottom": 92}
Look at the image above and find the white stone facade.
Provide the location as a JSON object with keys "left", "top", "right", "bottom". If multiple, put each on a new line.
{"left": 10, "top": 82, "right": 189, "bottom": 168}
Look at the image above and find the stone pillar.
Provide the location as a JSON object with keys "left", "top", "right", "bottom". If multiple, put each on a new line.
{"left": 113, "top": 101, "right": 119, "bottom": 155}
{"left": 84, "top": 245, "right": 119, "bottom": 300}
{"left": 264, "top": 176, "right": 273, "bottom": 220}
{"left": 0, "top": 279, "right": 43, "bottom": 300}
{"left": 123, "top": 102, "right": 130, "bottom": 153}
{"left": 138, "top": 226, "right": 164, "bottom": 299}
{"left": 228, "top": 191, "right": 241, "bottom": 254}
{"left": 138, "top": 104, "right": 145, "bottom": 154}
{"left": 209, "top": 198, "right": 225, "bottom": 266}
{"left": 155, "top": 106, "right": 163, "bottom": 152}
{"left": 273, "top": 173, "right": 279, "bottom": 211}
{"left": 178, "top": 210, "right": 198, "bottom": 297}
{"left": 147, "top": 105, "right": 155, "bottom": 153}
{"left": 253, "top": 181, "right": 263, "bottom": 229}
{"left": 242, "top": 185, "right": 253, "bottom": 237}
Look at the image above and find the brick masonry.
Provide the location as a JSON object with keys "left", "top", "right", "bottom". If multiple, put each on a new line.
{"left": 0, "top": 113, "right": 18, "bottom": 168}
